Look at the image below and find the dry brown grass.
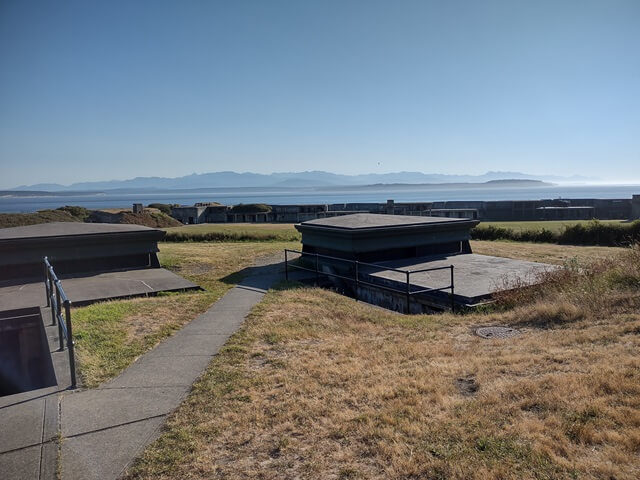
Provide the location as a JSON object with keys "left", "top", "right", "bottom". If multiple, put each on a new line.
{"left": 126, "top": 246, "right": 640, "bottom": 479}
{"left": 471, "top": 240, "right": 624, "bottom": 265}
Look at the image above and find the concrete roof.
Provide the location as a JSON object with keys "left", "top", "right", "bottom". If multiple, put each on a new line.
{"left": 0, "top": 222, "right": 157, "bottom": 240}
{"left": 300, "top": 213, "right": 471, "bottom": 230}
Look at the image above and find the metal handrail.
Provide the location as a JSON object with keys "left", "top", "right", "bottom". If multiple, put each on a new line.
{"left": 284, "top": 249, "right": 455, "bottom": 313}
{"left": 43, "top": 257, "right": 77, "bottom": 388}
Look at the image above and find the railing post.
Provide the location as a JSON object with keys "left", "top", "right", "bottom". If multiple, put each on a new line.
{"left": 56, "top": 284, "right": 64, "bottom": 351}
{"left": 406, "top": 271, "right": 411, "bottom": 314}
{"left": 315, "top": 253, "right": 319, "bottom": 286}
{"left": 64, "top": 300, "right": 77, "bottom": 389}
{"left": 450, "top": 265, "right": 455, "bottom": 313}
{"left": 284, "top": 250, "right": 289, "bottom": 281}
{"left": 50, "top": 277, "right": 57, "bottom": 327}
{"left": 354, "top": 260, "right": 359, "bottom": 301}
{"left": 44, "top": 258, "right": 50, "bottom": 307}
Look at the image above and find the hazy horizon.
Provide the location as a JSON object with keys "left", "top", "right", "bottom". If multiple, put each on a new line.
{"left": 2, "top": 1, "right": 639, "bottom": 188}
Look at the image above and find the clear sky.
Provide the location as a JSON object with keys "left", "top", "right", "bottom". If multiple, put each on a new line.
{"left": 1, "top": 0, "right": 639, "bottom": 188}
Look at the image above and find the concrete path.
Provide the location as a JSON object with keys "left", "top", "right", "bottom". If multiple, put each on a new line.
{"left": 59, "top": 256, "right": 281, "bottom": 480}
{"left": 0, "top": 254, "right": 282, "bottom": 480}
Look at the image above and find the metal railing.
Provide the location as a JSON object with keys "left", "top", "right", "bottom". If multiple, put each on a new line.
{"left": 43, "top": 257, "right": 77, "bottom": 388}
{"left": 284, "top": 249, "right": 455, "bottom": 313}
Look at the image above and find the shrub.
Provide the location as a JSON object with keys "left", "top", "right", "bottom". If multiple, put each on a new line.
{"left": 147, "top": 203, "right": 173, "bottom": 215}
{"left": 57, "top": 205, "right": 91, "bottom": 220}
{"left": 230, "top": 203, "right": 272, "bottom": 214}
{"left": 471, "top": 220, "right": 640, "bottom": 246}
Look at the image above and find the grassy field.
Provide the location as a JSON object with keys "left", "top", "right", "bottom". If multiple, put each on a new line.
{"left": 163, "top": 223, "right": 301, "bottom": 242}
{"left": 72, "top": 240, "right": 298, "bottom": 387}
{"left": 126, "top": 244, "right": 640, "bottom": 480}
{"left": 162, "top": 220, "right": 636, "bottom": 245}
{"left": 479, "top": 219, "right": 625, "bottom": 233}
{"left": 471, "top": 240, "right": 625, "bottom": 264}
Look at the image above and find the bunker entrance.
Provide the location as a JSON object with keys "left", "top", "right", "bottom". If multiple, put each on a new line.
{"left": 0, "top": 307, "right": 56, "bottom": 397}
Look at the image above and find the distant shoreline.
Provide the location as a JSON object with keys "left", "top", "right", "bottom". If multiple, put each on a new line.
{"left": 0, "top": 179, "right": 552, "bottom": 199}
{"left": 1, "top": 183, "right": 639, "bottom": 214}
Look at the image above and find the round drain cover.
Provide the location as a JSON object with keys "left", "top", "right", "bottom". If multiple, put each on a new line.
{"left": 475, "top": 326, "right": 520, "bottom": 339}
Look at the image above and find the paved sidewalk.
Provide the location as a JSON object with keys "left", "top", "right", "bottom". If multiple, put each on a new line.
{"left": 59, "top": 257, "right": 282, "bottom": 480}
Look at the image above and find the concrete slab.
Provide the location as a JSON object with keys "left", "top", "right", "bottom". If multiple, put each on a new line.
{"left": 0, "top": 268, "right": 199, "bottom": 310}
{"left": 0, "top": 445, "right": 41, "bottom": 480}
{"left": 373, "top": 253, "right": 556, "bottom": 304}
{"left": 0, "top": 222, "right": 156, "bottom": 240}
{"left": 61, "top": 387, "right": 186, "bottom": 437}
{"left": 104, "top": 353, "right": 213, "bottom": 389}
{"left": 150, "top": 333, "right": 229, "bottom": 356}
{"left": 0, "top": 398, "right": 45, "bottom": 453}
{"left": 301, "top": 213, "right": 469, "bottom": 229}
{"left": 61, "top": 416, "right": 165, "bottom": 480}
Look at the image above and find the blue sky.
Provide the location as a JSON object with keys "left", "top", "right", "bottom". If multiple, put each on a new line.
{"left": 1, "top": 0, "right": 639, "bottom": 188}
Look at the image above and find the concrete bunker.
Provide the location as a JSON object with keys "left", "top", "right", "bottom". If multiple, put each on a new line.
{"left": 0, "top": 222, "right": 199, "bottom": 309}
{"left": 292, "top": 214, "right": 555, "bottom": 313}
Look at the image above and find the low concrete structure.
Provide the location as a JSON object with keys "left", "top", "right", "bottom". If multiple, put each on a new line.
{"left": 292, "top": 213, "right": 555, "bottom": 312}
{"left": 295, "top": 213, "right": 479, "bottom": 261}
{"left": 0, "top": 223, "right": 199, "bottom": 308}
{"left": 0, "top": 223, "right": 165, "bottom": 281}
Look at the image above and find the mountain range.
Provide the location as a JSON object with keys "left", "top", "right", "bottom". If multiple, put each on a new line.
{"left": 12, "top": 171, "right": 592, "bottom": 192}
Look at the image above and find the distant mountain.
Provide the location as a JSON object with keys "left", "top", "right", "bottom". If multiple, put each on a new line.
{"left": 11, "top": 170, "right": 588, "bottom": 192}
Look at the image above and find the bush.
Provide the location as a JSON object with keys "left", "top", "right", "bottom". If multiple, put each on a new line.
{"left": 230, "top": 203, "right": 272, "bottom": 214}
{"left": 57, "top": 205, "right": 91, "bottom": 221}
{"left": 147, "top": 203, "right": 173, "bottom": 215}
{"left": 471, "top": 220, "right": 640, "bottom": 246}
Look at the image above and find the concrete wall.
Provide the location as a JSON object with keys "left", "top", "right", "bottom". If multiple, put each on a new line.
{"left": 170, "top": 196, "right": 638, "bottom": 224}
{"left": 632, "top": 195, "right": 640, "bottom": 220}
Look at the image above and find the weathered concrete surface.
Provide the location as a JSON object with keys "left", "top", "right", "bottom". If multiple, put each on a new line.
{"left": 373, "top": 253, "right": 556, "bottom": 304}
{"left": 302, "top": 213, "right": 472, "bottom": 229}
{"left": 0, "top": 222, "right": 157, "bottom": 240}
{"left": 0, "top": 268, "right": 199, "bottom": 310}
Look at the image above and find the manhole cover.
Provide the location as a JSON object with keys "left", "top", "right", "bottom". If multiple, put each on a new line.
{"left": 475, "top": 326, "right": 520, "bottom": 339}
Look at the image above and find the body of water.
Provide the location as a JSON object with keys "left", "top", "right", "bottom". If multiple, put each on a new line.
{"left": 1, "top": 184, "right": 640, "bottom": 213}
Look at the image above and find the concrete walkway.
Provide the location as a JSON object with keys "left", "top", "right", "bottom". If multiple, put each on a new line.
{"left": 0, "top": 255, "right": 282, "bottom": 480}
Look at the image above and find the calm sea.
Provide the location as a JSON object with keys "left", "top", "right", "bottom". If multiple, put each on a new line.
{"left": 2, "top": 184, "right": 640, "bottom": 213}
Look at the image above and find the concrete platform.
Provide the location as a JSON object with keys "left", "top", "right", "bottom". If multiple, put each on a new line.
{"left": 296, "top": 213, "right": 478, "bottom": 261}
{"left": 0, "top": 268, "right": 199, "bottom": 310}
{"left": 372, "top": 253, "right": 556, "bottom": 306}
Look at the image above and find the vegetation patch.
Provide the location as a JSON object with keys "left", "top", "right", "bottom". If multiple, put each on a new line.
{"left": 163, "top": 223, "right": 301, "bottom": 242}
{"left": 126, "top": 245, "right": 640, "bottom": 479}
{"left": 472, "top": 219, "right": 640, "bottom": 246}
{"left": 0, "top": 207, "right": 84, "bottom": 228}
{"left": 229, "top": 203, "right": 272, "bottom": 213}
{"left": 71, "top": 240, "right": 298, "bottom": 387}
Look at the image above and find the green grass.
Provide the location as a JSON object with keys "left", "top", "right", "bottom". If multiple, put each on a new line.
{"left": 71, "top": 240, "right": 299, "bottom": 387}
{"left": 473, "top": 219, "right": 640, "bottom": 246}
{"left": 163, "top": 223, "right": 301, "bottom": 242}
{"left": 481, "top": 219, "right": 625, "bottom": 233}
